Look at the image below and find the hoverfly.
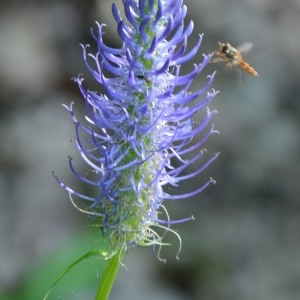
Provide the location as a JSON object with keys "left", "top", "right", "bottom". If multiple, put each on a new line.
{"left": 211, "top": 42, "right": 258, "bottom": 77}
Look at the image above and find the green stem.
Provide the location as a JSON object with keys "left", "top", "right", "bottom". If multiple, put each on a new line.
{"left": 94, "top": 250, "right": 124, "bottom": 300}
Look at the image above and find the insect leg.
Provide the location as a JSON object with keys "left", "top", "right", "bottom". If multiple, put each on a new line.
{"left": 210, "top": 56, "right": 226, "bottom": 63}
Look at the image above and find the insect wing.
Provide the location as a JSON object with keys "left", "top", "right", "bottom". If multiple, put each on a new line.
{"left": 236, "top": 42, "right": 253, "bottom": 55}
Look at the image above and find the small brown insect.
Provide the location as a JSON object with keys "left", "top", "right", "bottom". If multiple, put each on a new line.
{"left": 211, "top": 42, "right": 258, "bottom": 77}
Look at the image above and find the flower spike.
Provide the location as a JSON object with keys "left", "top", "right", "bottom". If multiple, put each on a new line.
{"left": 55, "top": 0, "right": 219, "bottom": 258}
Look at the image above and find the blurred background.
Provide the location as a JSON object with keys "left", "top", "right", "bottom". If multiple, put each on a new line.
{"left": 1, "top": 0, "right": 300, "bottom": 299}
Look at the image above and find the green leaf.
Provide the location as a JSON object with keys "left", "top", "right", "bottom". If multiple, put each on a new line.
{"left": 43, "top": 249, "right": 107, "bottom": 300}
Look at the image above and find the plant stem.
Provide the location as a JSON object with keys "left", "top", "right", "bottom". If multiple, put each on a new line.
{"left": 94, "top": 250, "right": 124, "bottom": 300}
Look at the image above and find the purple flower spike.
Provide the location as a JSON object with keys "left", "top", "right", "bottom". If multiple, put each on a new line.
{"left": 54, "top": 0, "right": 219, "bottom": 259}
